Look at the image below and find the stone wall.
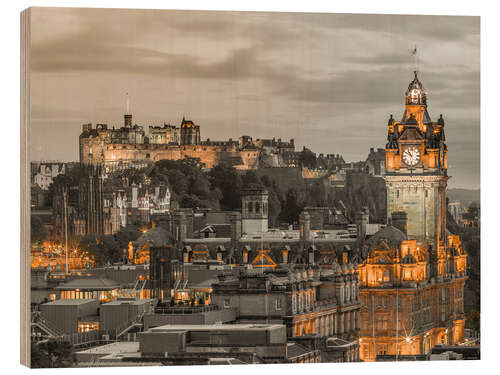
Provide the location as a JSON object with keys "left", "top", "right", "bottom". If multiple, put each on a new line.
{"left": 81, "top": 144, "right": 261, "bottom": 170}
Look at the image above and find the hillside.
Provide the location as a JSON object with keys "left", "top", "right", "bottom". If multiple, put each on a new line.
{"left": 447, "top": 188, "right": 480, "bottom": 207}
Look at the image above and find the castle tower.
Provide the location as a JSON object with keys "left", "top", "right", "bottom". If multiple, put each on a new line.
{"left": 241, "top": 185, "right": 269, "bottom": 234}
{"left": 385, "top": 71, "right": 448, "bottom": 254}
{"left": 180, "top": 116, "right": 201, "bottom": 145}
{"left": 124, "top": 92, "right": 132, "bottom": 127}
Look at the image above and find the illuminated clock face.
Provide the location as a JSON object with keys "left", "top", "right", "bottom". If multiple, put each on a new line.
{"left": 410, "top": 89, "right": 420, "bottom": 103}
{"left": 403, "top": 146, "right": 420, "bottom": 166}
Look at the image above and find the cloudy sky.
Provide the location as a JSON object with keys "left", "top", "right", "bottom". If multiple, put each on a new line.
{"left": 29, "top": 8, "right": 479, "bottom": 188}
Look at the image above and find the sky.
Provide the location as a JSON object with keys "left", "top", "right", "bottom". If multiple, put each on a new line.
{"left": 29, "top": 8, "right": 480, "bottom": 189}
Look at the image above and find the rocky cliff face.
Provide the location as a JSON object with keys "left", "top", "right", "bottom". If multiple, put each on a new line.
{"left": 329, "top": 172, "right": 387, "bottom": 224}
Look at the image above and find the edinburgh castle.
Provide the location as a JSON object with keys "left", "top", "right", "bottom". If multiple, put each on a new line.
{"left": 79, "top": 109, "right": 296, "bottom": 172}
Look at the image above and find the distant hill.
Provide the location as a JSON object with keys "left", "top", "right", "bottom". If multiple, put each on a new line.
{"left": 447, "top": 188, "right": 480, "bottom": 208}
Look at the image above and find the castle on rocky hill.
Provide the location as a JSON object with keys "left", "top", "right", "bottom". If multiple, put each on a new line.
{"left": 79, "top": 109, "right": 295, "bottom": 172}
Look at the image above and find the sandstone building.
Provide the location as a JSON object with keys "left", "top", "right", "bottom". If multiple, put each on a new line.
{"left": 358, "top": 71, "right": 468, "bottom": 361}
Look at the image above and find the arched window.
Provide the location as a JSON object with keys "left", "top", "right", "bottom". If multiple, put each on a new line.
{"left": 255, "top": 202, "right": 261, "bottom": 213}
{"left": 248, "top": 201, "right": 253, "bottom": 213}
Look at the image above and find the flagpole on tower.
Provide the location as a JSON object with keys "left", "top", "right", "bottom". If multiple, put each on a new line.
{"left": 412, "top": 45, "right": 418, "bottom": 72}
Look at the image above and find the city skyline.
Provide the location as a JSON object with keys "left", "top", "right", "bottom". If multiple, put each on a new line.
{"left": 29, "top": 8, "right": 479, "bottom": 188}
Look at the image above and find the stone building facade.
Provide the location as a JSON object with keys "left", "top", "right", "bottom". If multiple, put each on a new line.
{"left": 149, "top": 123, "right": 180, "bottom": 145}
{"left": 358, "top": 71, "right": 468, "bottom": 361}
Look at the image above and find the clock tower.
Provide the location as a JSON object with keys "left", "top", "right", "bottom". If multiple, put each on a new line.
{"left": 385, "top": 71, "right": 448, "bottom": 256}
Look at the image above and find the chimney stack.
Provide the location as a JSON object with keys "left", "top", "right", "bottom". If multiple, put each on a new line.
{"left": 299, "top": 211, "right": 311, "bottom": 241}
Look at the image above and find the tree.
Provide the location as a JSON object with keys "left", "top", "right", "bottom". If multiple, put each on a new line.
{"left": 241, "top": 170, "right": 262, "bottom": 186}
{"left": 31, "top": 215, "right": 48, "bottom": 245}
{"left": 267, "top": 188, "right": 282, "bottom": 227}
{"left": 114, "top": 227, "right": 141, "bottom": 251}
{"left": 31, "top": 339, "right": 74, "bottom": 368}
{"left": 299, "top": 147, "right": 317, "bottom": 168}
{"left": 79, "top": 234, "right": 98, "bottom": 255}
{"left": 108, "top": 167, "right": 148, "bottom": 187}
{"left": 208, "top": 163, "right": 243, "bottom": 210}
{"left": 280, "top": 188, "right": 303, "bottom": 224}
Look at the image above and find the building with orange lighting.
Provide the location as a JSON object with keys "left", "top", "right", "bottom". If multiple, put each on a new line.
{"left": 358, "top": 71, "right": 468, "bottom": 361}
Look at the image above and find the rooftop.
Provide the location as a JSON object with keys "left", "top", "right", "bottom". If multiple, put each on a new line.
{"left": 55, "top": 277, "right": 120, "bottom": 291}
{"left": 42, "top": 298, "right": 99, "bottom": 306}
{"left": 102, "top": 298, "right": 155, "bottom": 306}
{"left": 150, "top": 323, "right": 284, "bottom": 333}
{"left": 76, "top": 341, "right": 139, "bottom": 355}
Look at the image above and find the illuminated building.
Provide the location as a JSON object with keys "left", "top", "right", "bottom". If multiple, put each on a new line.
{"left": 79, "top": 107, "right": 295, "bottom": 171}
{"left": 358, "top": 71, "right": 468, "bottom": 361}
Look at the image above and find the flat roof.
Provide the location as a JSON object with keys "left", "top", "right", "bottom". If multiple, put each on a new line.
{"left": 184, "top": 238, "right": 232, "bottom": 243}
{"left": 102, "top": 299, "right": 154, "bottom": 306}
{"left": 76, "top": 341, "right": 139, "bottom": 355}
{"left": 150, "top": 323, "right": 284, "bottom": 333}
{"left": 42, "top": 298, "right": 98, "bottom": 306}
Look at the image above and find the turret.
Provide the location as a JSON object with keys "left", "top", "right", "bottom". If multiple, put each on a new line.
{"left": 124, "top": 114, "right": 132, "bottom": 127}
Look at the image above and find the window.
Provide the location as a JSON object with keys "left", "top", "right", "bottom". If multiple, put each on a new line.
{"left": 376, "top": 315, "right": 389, "bottom": 330}
{"left": 377, "top": 344, "right": 388, "bottom": 355}
{"left": 276, "top": 298, "right": 282, "bottom": 310}
{"left": 362, "top": 344, "right": 369, "bottom": 357}
{"left": 383, "top": 271, "right": 390, "bottom": 282}
{"left": 78, "top": 321, "right": 99, "bottom": 333}
{"left": 224, "top": 298, "right": 231, "bottom": 308}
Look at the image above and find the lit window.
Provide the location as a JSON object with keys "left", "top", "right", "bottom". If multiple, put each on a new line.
{"left": 78, "top": 321, "right": 99, "bottom": 333}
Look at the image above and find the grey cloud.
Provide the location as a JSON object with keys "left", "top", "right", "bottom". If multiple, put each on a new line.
{"left": 29, "top": 8, "right": 480, "bottom": 188}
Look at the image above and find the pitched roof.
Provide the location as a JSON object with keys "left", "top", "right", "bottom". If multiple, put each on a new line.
{"left": 287, "top": 343, "right": 315, "bottom": 359}
{"left": 399, "top": 124, "right": 424, "bottom": 140}
{"left": 366, "top": 225, "right": 407, "bottom": 248}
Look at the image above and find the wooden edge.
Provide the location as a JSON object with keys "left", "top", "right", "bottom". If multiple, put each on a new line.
{"left": 20, "top": 7, "right": 31, "bottom": 368}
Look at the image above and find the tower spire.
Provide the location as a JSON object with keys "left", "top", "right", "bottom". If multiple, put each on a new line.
{"left": 126, "top": 92, "right": 130, "bottom": 115}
